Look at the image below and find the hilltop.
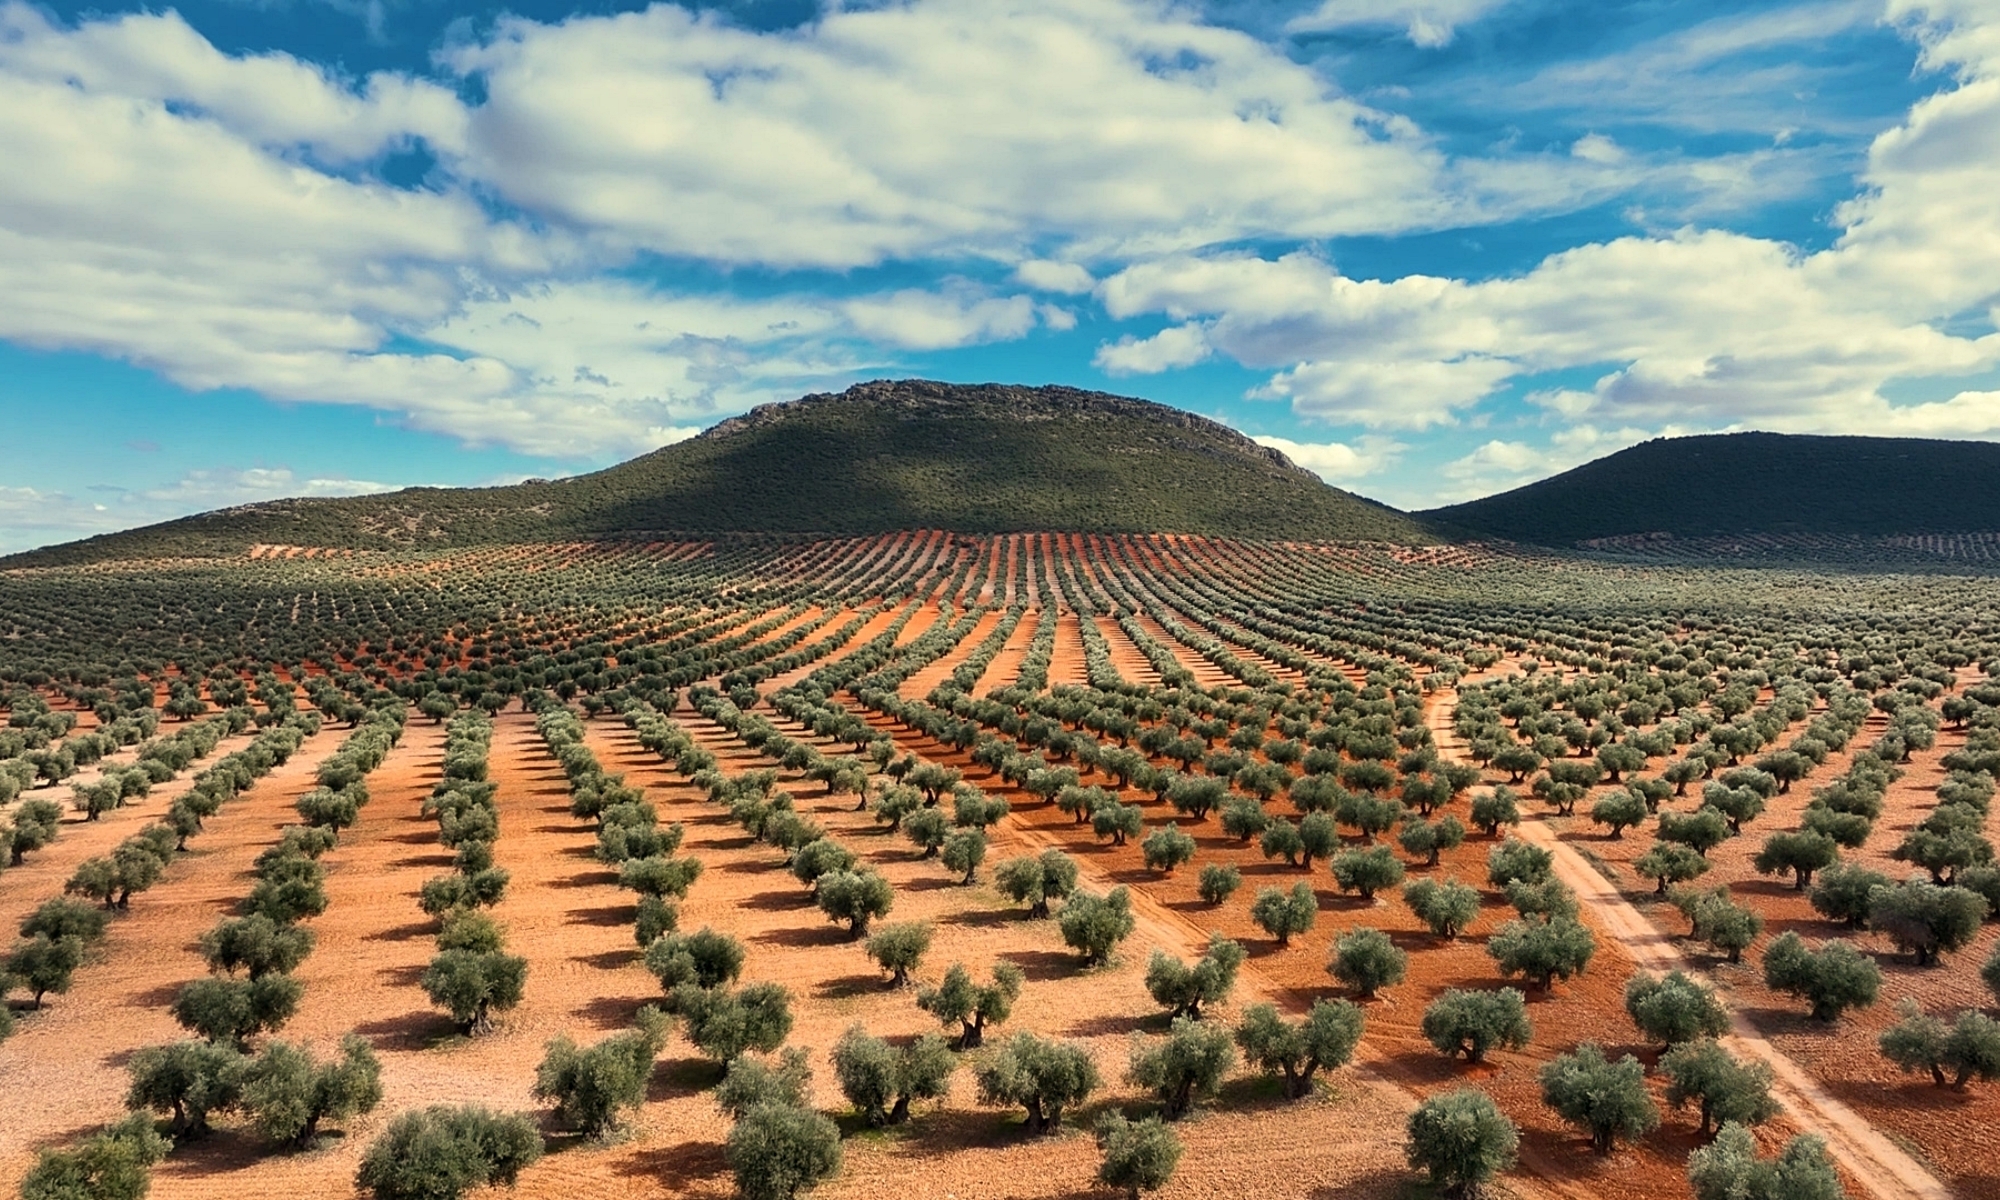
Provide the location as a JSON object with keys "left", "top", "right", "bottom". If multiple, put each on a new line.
{"left": 1424, "top": 431, "right": 2000, "bottom": 547}
{"left": 10, "top": 380, "right": 1432, "bottom": 564}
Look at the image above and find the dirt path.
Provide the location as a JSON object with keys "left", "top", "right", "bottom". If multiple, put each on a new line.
{"left": 1422, "top": 680, "right": 1950, "bottom": 1200}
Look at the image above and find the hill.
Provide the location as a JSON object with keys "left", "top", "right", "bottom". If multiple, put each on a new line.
{"left": 11, "top": 380, "right": 1432, "bottom": 564}
{"left": 1423, "top": 431, "right": 2000, "bottom": 547}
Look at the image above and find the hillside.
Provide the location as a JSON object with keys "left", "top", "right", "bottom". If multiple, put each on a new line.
{"left": 10, "top": 380, "right": 1432, "bottom": 564}
{"left": 1424, "top": 431, "right": 2000, "bottom": 547}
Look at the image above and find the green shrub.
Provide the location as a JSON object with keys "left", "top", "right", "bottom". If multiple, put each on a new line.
{"left": 1144, "top": 936, "right": 1245, "bottom": 1020}
{"left": 1140, "top": 826, "right": 1197, "bottom": 873}
{"left": 1879, "top": 1001, "right": 2000, "bottom": 1089}
{"left": 993, "top": 850, "right": 1079, "bottom": 918}
{"left": 170, "top": 974, "right": 303, "bottom": 1048}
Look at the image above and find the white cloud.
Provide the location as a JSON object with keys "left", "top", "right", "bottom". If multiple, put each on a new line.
{"left": 841, "top": 288, "right": 1041, "bottom": 351}
{"left": 1094, "top": 324, "right": 1212, "bottom": 374}
{"left": 1251, "top": 434, "right": 1403, "bottom": 484}
{"left": 1571, "top": 134, "right": 1624, "bottom": 164}
{"left": 440, "top": 0, "right": 1463, "bottom": 267}
{"left": 1096, "top": 3, "right": 2000, "bottom": 442}
{"left": 1287, "top": 0, "right": 1511, "bottom": 47}
{"left": 0, "top": 6, "right": 467, "bottom": 164}
{"left": 1015, "top": 260, "right": 1097, "bottom": 294}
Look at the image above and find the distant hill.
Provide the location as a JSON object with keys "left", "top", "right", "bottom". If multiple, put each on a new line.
{"left": 1424, "top": 432, "right": 2000, "bottom": 547}
{"left": 10, "top": 380, "right": 1433, "bottom": 565}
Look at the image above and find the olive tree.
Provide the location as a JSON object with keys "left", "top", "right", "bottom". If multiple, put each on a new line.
{"left": 125, "top": 1040, "right": 244, "bottom": 1139}
{"left": 1128, "top": 1017, "right": 1234, "bottom": 1119}
{"left": 676, "top": 982, "right": 794, "bottom": 1067}
{"left": 532, "top": 1007, "right": 670, "bottom": 1137}
{"left": 831, "top": 1026, "right": 956, "bottom": 1125}
{"left": 1687, "top": 1123, "right": 1843, "bottom": 1200}
{"left": 816, "top": 869, "right": 893, "bottom": 939}
{"left": 1403, "top": 877, "right": 1482, "bottom": 939}
{"left": 993, "top": 850, "right": 1079, "bottom": 918}
{"left": 916, "top": 961, "right": 1024, "bottom": 1048}
{"left": 1406, "top": 1088, "right": 1518, "bottom": 1200}
{"left": 420, "top": 949, "right": 527, "bottom": 1036}
{"left": 242, "top": 1035, "right": 385, "bottom": 1147}
{"left": 974, "top": 1032, "right": 1100, "bottom": 1134}
{"left": 1625, "top": 971, "right": 1730, "bottom": 1049}
{"left": 727, "top": 1101, "right": 843, "bottom": 1200}
{"left": 1248, "top": 883, "right": 1317, "bottom": 948}
{"left": 1661, "top": 1039, "right": 1778, "bottom": 1136}
{"left": 1233, "top": 999, "right": 1363, "bottom": 1100}
{"left": 1753, "top": 832, "right": 1840, "bottom": 891}
{"left": 1096, "top": 1113, "right": 1182, "bottom": 1200}
{"left": 1762, "top": 932, "right": 1880, "bottom": 1022}
{"left": 1488, "top": 918, "right": 1595, "bottom": 993}
{"left": 1058, "top": 888, "right": 1135, "bottom": 967}
{"left": 1330, "top": 928, "right": 1407, "bottom": 998}
{"left": 863, "top": 922, "right": 931, "bottom": 987}
{"left": 355, "top": 1106, "right": 543, "bottom": 1200}
{"left": 1421, "top": 988, "right": 1532, "bottom": 1063}
{"left": 1144, "top": 936, "right": 1245, "bottom": 1020}
{"left": 1539, "top": 1042, "right": 1658, "bottom": 1155}
{"left": 1879, "top": 1002, "right": 2000, "bottom": 1090}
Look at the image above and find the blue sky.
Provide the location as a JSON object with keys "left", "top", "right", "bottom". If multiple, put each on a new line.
{"left": 3, "top": 0, "right": 1997, "bottom": 552}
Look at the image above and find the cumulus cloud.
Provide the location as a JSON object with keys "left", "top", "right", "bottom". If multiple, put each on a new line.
{"left": 1015, "top": 261, "right": 1097, "bottom": 294}
{"left": 1251, "top": 434, "right": 1404, "bottom": 484}
{"left": 438, "top": 0, "right": 1469, "bottom": 267}
{"left": 1287, "top": 0, "right": 1511, "bottom": 47}
{"left": 1098, "top": 2, "right": 2000, "bottom": 445}
{"left": 1094, "top": 324, "right": 1212, "bottom": 374}
{"left": 841, "top": 288, "right": 1041, "bottom": 351}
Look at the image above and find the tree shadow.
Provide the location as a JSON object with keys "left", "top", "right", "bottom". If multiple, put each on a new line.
{"left": 817, "top": 973, "right": 891, "bottom": 1000}
{"left": 552, "top": 869, "right": 620, "bottom": 889}
{"left": 571, "top": 949, "right": 638, "bottom": 971}
{"left": 351, "top": 1008, "right": 453, "bottom": 1052}
{"left": 1000, "top": 949, "right": 1077, "bottom": 982}
{"left": 751, "top": 923, "right": 851, "bottom": 949}
{"left": 566, "top": 904, "right": 634, "bottom": 928}
{"left": 741, "top": 889, "right": 815, "bottom": 913}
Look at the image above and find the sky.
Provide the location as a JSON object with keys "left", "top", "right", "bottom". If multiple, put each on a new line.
{"left": 3, "top": 0, "right": 1999, "bottom": 552}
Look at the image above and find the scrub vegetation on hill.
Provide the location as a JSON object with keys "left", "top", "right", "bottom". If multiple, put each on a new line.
{"left": 1425, "top": 432, "right": 2000, "bottom": 547}
{"left": 9, "top": 380, "right": 1430, "bottom": 566}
